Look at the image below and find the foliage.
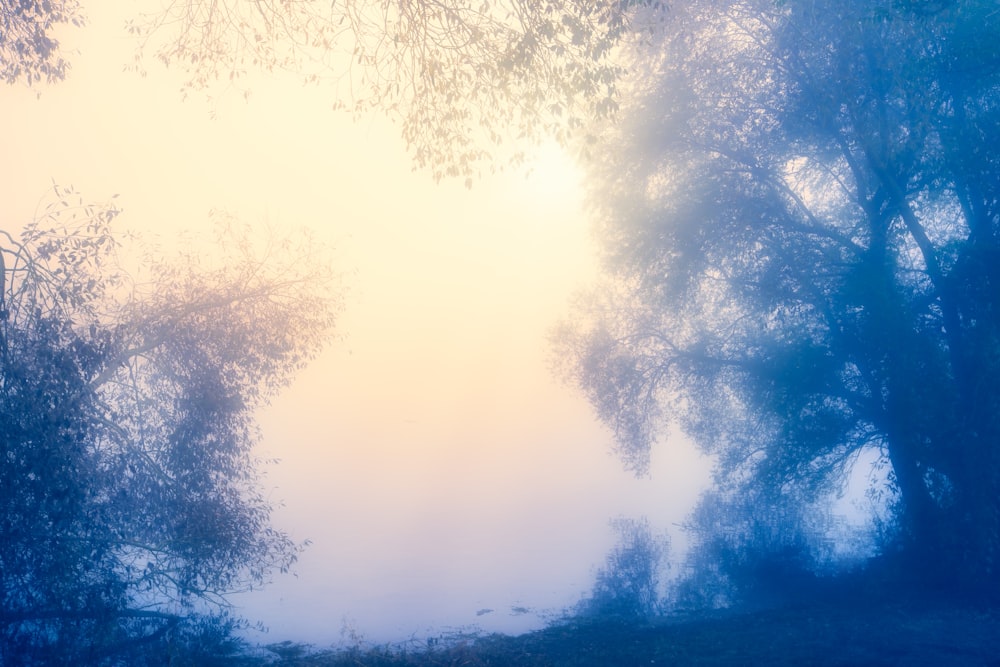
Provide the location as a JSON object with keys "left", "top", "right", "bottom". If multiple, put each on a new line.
{"left": 578, "top": 517, "right": 669, "bottom": 620}
{"left": 0, "top": 186, "right": 339, "bottom": 664}
{"left": 0, "top": 0, "right": 84, "bottom": 85}
{"left": 673, "top": 489, "right": 849, "bottom": 611}
{"left": 3, "top": 0, "right": 665, "bottom": 180}
{"left": 124, "top": 0, "right": 663, "bottom": 182}
{"left": 557, "top": 0, "right": 1000, "bottom": 595}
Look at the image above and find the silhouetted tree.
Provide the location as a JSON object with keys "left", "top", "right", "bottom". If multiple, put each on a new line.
{"left": 0, "top": 186, "right": 339, "bottom": 664}
{"left": 557, "top": 0, "right": 1000, "bottom": 597}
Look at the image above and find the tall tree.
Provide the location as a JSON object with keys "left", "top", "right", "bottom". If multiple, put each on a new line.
{"left": 557, "top": 0, "right": 1000, "bottom": 595}
{"left": 0, "top": 187, "right": 339, "bottom": 663}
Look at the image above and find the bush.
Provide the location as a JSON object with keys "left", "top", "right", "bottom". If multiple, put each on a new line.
{"left": 578, "top": 517, "right": 670, "bottom": 620}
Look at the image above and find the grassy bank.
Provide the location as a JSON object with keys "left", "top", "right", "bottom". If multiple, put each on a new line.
{"left": 251, "top": 599, "right": 1000, "bottom": 666}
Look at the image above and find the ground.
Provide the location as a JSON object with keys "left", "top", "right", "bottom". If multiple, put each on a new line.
{"left": 250, "top": 598, "right": 1000, "bottom": 666}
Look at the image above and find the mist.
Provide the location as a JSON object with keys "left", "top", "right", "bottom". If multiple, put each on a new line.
{"left": 0, "top": 0, "right": 715, "bottom": 649}
{"left": 5, "top": 1, "right": 1000, "bottom": 663}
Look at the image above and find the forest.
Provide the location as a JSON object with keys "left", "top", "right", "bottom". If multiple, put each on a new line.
{"left": 2, "top": 0, "right": 999, "bottom": 664}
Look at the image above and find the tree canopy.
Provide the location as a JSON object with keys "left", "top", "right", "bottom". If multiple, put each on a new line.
{"left": 557, "top": 0, "right": 1000, "bottom": 597}
{"left": 3, "top": 0, "right": 664, "bottom": 181}
{"left": 0, "top": 188, "right": 339, "bottom": 663}
{"left": 123, "top": 0, "right": 653, "bottom": 182}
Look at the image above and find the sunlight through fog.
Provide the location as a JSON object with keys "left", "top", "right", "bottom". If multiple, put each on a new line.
{"left": 0, "top": 0, "right": 712, "bottom": 645}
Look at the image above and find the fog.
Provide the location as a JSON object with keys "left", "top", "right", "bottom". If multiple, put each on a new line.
{"left": 0, "top": 1, "right": 713, "bottom": 646}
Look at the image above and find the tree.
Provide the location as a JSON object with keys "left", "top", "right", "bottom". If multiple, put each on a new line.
{"left": 0, "top": 0, "right": 83, "bottom": 85}
{"left": 125, "top": 0, "right": 655, "bottom": 182}
{"left": 0, "top": 186, "right": 339, "bottom": 664}
{"left": 578, "top": 517, "right": 669, "bottom": 620}
{"left": 557, "top": 0, "right": 1000, "bottom": 597}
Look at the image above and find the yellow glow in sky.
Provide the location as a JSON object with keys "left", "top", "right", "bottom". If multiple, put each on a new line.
{"left": 0, "top": 1, "right": 713, "bottom": 643}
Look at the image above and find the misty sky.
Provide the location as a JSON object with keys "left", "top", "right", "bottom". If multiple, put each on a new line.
{"left": 0, "top": 1, "right": 713, "bottom": 645}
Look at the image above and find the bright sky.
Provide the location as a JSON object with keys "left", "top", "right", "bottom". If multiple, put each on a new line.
{"left": 0, "top": 2, "right": 713, "bottom": 646}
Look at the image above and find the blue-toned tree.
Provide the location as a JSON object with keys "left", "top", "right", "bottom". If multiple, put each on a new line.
{"left": 0, "top": 188, "right": 339, "bottom": 663}
{"left": 580, "top": 517, "right": 669, "bottom": 620}
{"left": 557, "top": 0, "right": 1000, "bottom": 598}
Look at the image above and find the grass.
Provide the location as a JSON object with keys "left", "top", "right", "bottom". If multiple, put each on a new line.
{"left": 249, "top": 597, "right": 1000, "bottom": 666}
